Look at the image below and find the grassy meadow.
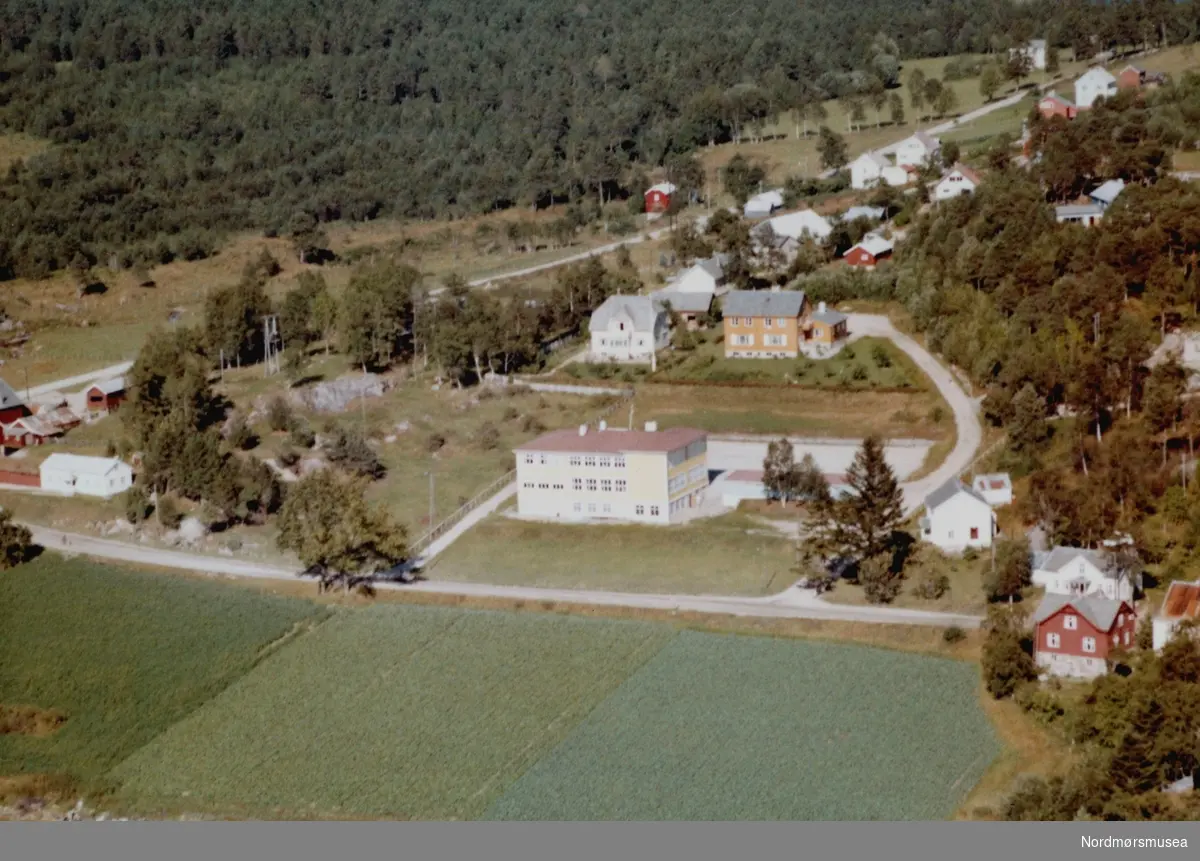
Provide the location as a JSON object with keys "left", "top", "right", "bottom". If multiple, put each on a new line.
{"left": 428, "top": 513, "right": 798, "bottom": 596}
{"left": 0, "top": 556, "right": 327, "bottom": 795}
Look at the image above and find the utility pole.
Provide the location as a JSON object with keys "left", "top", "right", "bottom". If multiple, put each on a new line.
{"left": 1093, "top": 312, "right": 1101, "bottom": 344}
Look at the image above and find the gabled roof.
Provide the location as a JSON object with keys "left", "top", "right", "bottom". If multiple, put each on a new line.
{"left": 1041, "top": 91, "right": 1076, "bottom": 107}
{"left": 1159, "top": 580, "right": 1200, "bottom": 622}
{"left": 1119, "top": 64, "right": 1145, "bottom": 75}
{"left": 1033, "top": 592, "right": 1126, "bottom": 631}
{"left": 924, "top": 478, "right": 989, "bottom": 512}
{"left": 942, "top": 162, "right": 982, "bottom": 185}
{"left": 1056, "top": 203, "right": 1104, "bottom": 219}
{"left": 0, "top": 378, "right": 24, "bottom": 411}
{"left": 811, "top": 307, "right": 848, "bottom": 325}
{"left": 1035, "top": 545, "right": 1111, "bottom": 576}
{"left": 5, "top": 414, "right": 60, "bottom": 437}
{"left": 1077, "top": 66, "right": 1117, "bottom": 86}
{"left": 40, "top": 452, "right": 128, "bottom": 476}
{"left": 744, "top": 190, "right": 784, "bottom": 213}
{"left": 842, "top": 205, "right": 885, "bottom": 222}
{"left": 846, "top": 234, "right": 893, "bottom": 258}
{"left": 852, "top": 152, "right": 889, "bottom": 169}
{"left": 645, "top": 182, "right": 677, "bottom": 196}
{"left": 590, "top": 295, "right": 663, "bottom": 333}
{"left": 89, "top": 376, "right": 125, "bottom": 396}
{"left": 1089, "top": 178, "right": 1126, "bottom": 204}
{"left": 904, "top": 130, "right": 941, "bottom": 152}
{"left": 764, "top": 209, "right": 832, "bottom": 241}
{"left": 696, "top": 253, "right": 729, "bottom": 279}
{"left": 723, "top": 290, "right": 807, "bottom": 319}
{"left": 651, "top": 290, "right": 713, "bottom": 314}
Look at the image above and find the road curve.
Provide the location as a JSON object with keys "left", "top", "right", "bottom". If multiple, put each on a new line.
{"left": 27, "top": 525, "right": 980, "bottom": 628}
{"left": 848, "top": 314, "right": 982, "bottom": 514}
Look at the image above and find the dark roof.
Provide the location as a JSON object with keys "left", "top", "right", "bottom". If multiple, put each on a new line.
{"left": 0, "top": 378, "right": 23, "bottom": 410}
{"left": 1034, "top": 592, "right": 1126, "bottom": 631}
{"left": 722, "top": 290, "right": 807, "bottom": 319}
{"left": 515, "top": 426, "right": 706, "bottom": 455}
{"left": 652, "top": 291, "right": 713, "bottom": 314}
{"left": 924, "top": 478, "right": 988, "bottom": 511}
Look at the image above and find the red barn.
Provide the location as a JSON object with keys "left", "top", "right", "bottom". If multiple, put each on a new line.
{"left": 86, "top": 376, "right": 126, "bottom": 413}
{"left": 1117, "top": 65, "right": 1145, "bottom": 90}
{"left": 643, "top": 182, "right": 677, "bottom": 214}
{"left": 1037, "top": 92, "right": 1077, "bottom": 120}
{"left": 0, "top": 378, "right": 29, "bottom": 425}
{"left": 843, "top": 234, "right": 894, "bottom": 269}
{"left": 2, "top": 414, "right": 61, "bottom": 451}
{"left": 1034, "top": 593, "right": 1137, "bottom": 679}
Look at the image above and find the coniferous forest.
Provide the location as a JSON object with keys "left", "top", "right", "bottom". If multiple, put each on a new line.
{"left": 0, "top": 0, "right": 1193, "bottom": 277}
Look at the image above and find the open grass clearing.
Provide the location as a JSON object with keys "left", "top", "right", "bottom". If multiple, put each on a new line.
{"left": 822, "top": 545, "right": 992, "bottom": 616}
{"left": 113, "top": 606, "right": 674, "bottom": 819}
{"left": 0, "top": 555, "right": 326, "bottom": 796}
{"left": 0, "top": 133, "right": 49, "bottom": 171}
{"left": 485, "top": 630, "right": 998, "bottom": 820}
{"left": 429, "top": 512, "right": 796, "bottom": 596}
{"left": 630, "top": 382, "right": 951, "bottom": 439}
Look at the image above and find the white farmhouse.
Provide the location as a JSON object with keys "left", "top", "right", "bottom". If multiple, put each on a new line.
{"left": 972, "top": 473, "right": 1012, "bottom": 507}
{"left": 933, "top": 164, "right": 981, "bottom": 201}
{"left": 40, "top": 453, "right": 133, "bottom": 499}
{"left": 764, "top": 209, "right": 832, "bottom": 242}
{"left": 849, "top": 153, "right": 887, "bottom": 190}
{"left": 743, "top": 189, "right": 784, "bottom": 219}
{"left": 1075, "top": 66, "right": 1118, "bottom": 109}
{"left": 668, "top": 254, "right": 728, "bottom": 296}
{"left": 1153, "top": 580, "right": 1200, "bottom": 651}
{"left": 588, "top": 295, "right": 669, "bottom": 363}
{"left": 919, "top": 478, "right": 995, "bottom": 552}
{"left": 1031, "top": 545, "right": 1138, "bottom": 604}
{"left": 894, "top": 131, "right": 941, "bottom": 167}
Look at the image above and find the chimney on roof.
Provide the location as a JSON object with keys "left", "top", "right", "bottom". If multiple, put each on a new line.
{"left": 644, "top": 421, "right": 658, "bottom": 432}
{"left": 818, "top": 301, "right": 827, "bottom": 313}
{"left": 599, "top": 420, "right": 607, "bottom": 431}
{"left": 578, "top": 424, "right": 588, "bottom": 437}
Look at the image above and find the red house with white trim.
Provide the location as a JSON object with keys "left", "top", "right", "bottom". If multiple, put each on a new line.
{"left": 1034, "top": 593, "right": 1137, "bottom": 679}
{"left": 1037, "top": 92, "right": 1077, "bottom": 120}
{"left": 644, "top": 182, "right": 677, "bottom": 213}
{"left": 843, "top": 234, "right": 893, "bottom": 269}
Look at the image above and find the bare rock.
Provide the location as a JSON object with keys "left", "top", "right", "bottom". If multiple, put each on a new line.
{"left": 395, "top": 420, "right": 411, "bottom": 433}
{"left": 290, "top": 373, "right": 386, "bottom": 414}
{"left": 177, "top": 517, "right": 208, "bottom": 544}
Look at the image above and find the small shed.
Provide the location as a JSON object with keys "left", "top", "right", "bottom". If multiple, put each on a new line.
{"left": 644, "top": 182, "right": 677, "bottom": 213}
{"left": 844, "top": 235, "right": 893, "bottom": 269}
{"left": 87, "top": 376, "right": 127, "bottom": 413}
{"left": 40, "top": 453, "right": 134, "bottom": 498}
{"left": 743, "top": 190, "right": 784, "bottom": 219}
{"left": 972, "top": 473, "right": 1013, "bottom": 507}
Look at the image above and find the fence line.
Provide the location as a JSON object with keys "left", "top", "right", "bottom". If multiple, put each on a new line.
{"left": 410, "top": 468, "right": 516, "bottom": 554}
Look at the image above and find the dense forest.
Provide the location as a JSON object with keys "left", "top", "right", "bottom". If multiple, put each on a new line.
{"left": 0, "top": 0, "right": 1191, "bottom": 277}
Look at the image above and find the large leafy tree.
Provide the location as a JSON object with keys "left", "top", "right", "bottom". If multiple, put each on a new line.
{"left": 277, "top": 470, "right": 408, "bottom": 592}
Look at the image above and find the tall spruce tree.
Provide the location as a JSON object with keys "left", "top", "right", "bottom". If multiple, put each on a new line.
{"left": 841, "top": 434, "right": 905, "bottom": 559}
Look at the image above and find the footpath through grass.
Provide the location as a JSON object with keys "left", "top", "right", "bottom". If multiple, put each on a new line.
{"left": 429, "top": 513, "right": 798, "bottom": 596}
{"left": 0, "top": 555, "right": 326, "bottom": 795}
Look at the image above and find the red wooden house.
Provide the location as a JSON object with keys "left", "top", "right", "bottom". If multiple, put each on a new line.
{"left": 843, "top": 234, "right": 894, "bottom": 269}
{"left": 643, "top": 182, "right": 677, "bottom": 214}
{"left": 86, "top": 376, "right": 126, "bottom": 413}
{"left": 2, "top": 414, "right": 62, "bottom": 451}
{"left": 1037, "top": 92, "right": 1077, "bottom": 120}
{"left": 1117, "top": 65, "right": 1145, "bottom": 90}
{"left": 1034, "top": 593, "right": 1137, "bottom": 679}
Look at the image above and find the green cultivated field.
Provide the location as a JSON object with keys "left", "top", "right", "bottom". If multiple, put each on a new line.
{"left": 486, "top": 632, "right": 998, "bottom": 820}
{"left": 0, "top": 556, "right": 326, "bottom": 788}
{"left": 111, "top": 605, "right": 998, "bottom": 820}
{"left": 113, "top": 607, "right": 674, "bottom": 819}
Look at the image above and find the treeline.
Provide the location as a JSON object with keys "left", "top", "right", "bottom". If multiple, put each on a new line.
{"left": 0, "top": 0, "right": 1189, "bottom": 278}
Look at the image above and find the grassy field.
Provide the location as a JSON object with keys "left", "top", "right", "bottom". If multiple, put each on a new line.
{"left": 428, "top": 513, "right": 797, "bottom": 596}
{"left": 630, "top": 382, "right": 949, "bottom": 439}
{"left": 0, "top": 555, "right": 326, "bottom": 795}
{"left": 486, "top": 630, "right": 998, "bottom": 820}
{"left": 113, "top": 606, "right": 675, "bottom": 819}
{"left": 110, "top": 604, "right": 997, "bottom": 820}
{"left": 824, "top": 546, "right": 991, "bottom": 616}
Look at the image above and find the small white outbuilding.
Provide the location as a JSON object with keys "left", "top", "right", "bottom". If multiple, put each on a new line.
{"left": 40, "top": 453, "right": 133, "bottom": 498}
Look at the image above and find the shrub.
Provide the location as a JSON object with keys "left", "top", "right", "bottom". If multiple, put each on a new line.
{"left": 476, "top": 421, "right": 501, "bottom": 451}
{"left": 913, "top": 571, "right": 950, "bottom": 600}
{"left": 1013, "top": 682, "right": 1066, "bottom": 726}
{"left": 943, "top": 626, "right": 967, "bottom": 644}
{"left": 519, "top": 414, "right": 545, "bottom": 434}
{"left": 427, "top": 432, "right": 447, "bottom": 453}
{"left": 157, "top": 494, "right": 184, "bottom": 530}
{"left": 871, "top": 343, "right": 892, "bottom": 368}
{"left": 929, "top": 405, "right": 946, "bottom": 424}
{"left": 501, "top": 406, "right": 519, "bottom": 422}
{"left": 227, "top": 413, "right": 257, "bottom": 450}
{"left": 325, "top": 426, "right": 383, "bottom": 478}
{"left": 278, "top": 446, "right": 300, "bottom": 468}
{"left": 122, "top": 485, "right": 152, "bottom": 524}
{"left": 266, "top": 396, "right": 295, "bottom": 432}
{"left": 849, "top": 363, "right": 869, "bottom": 382}
{"left": 288, "top": 423, "right": 316, "bottom": 449}
{"left": 0, "top": 509, "right": 32, "bottom": 568}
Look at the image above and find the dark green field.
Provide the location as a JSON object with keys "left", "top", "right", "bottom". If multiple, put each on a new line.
{"left": 0, "top": 556, "right": 326, "bottom": 789}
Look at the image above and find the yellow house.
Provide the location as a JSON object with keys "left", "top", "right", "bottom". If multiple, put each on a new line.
{"left": 514, "top": 424, "right": 708, "bottom": 524}
{"left": 807, "top": 302, "right": 849, "bottom": 347}
{"left": 722, "top": 290, "right": 808, "bottom": 358}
